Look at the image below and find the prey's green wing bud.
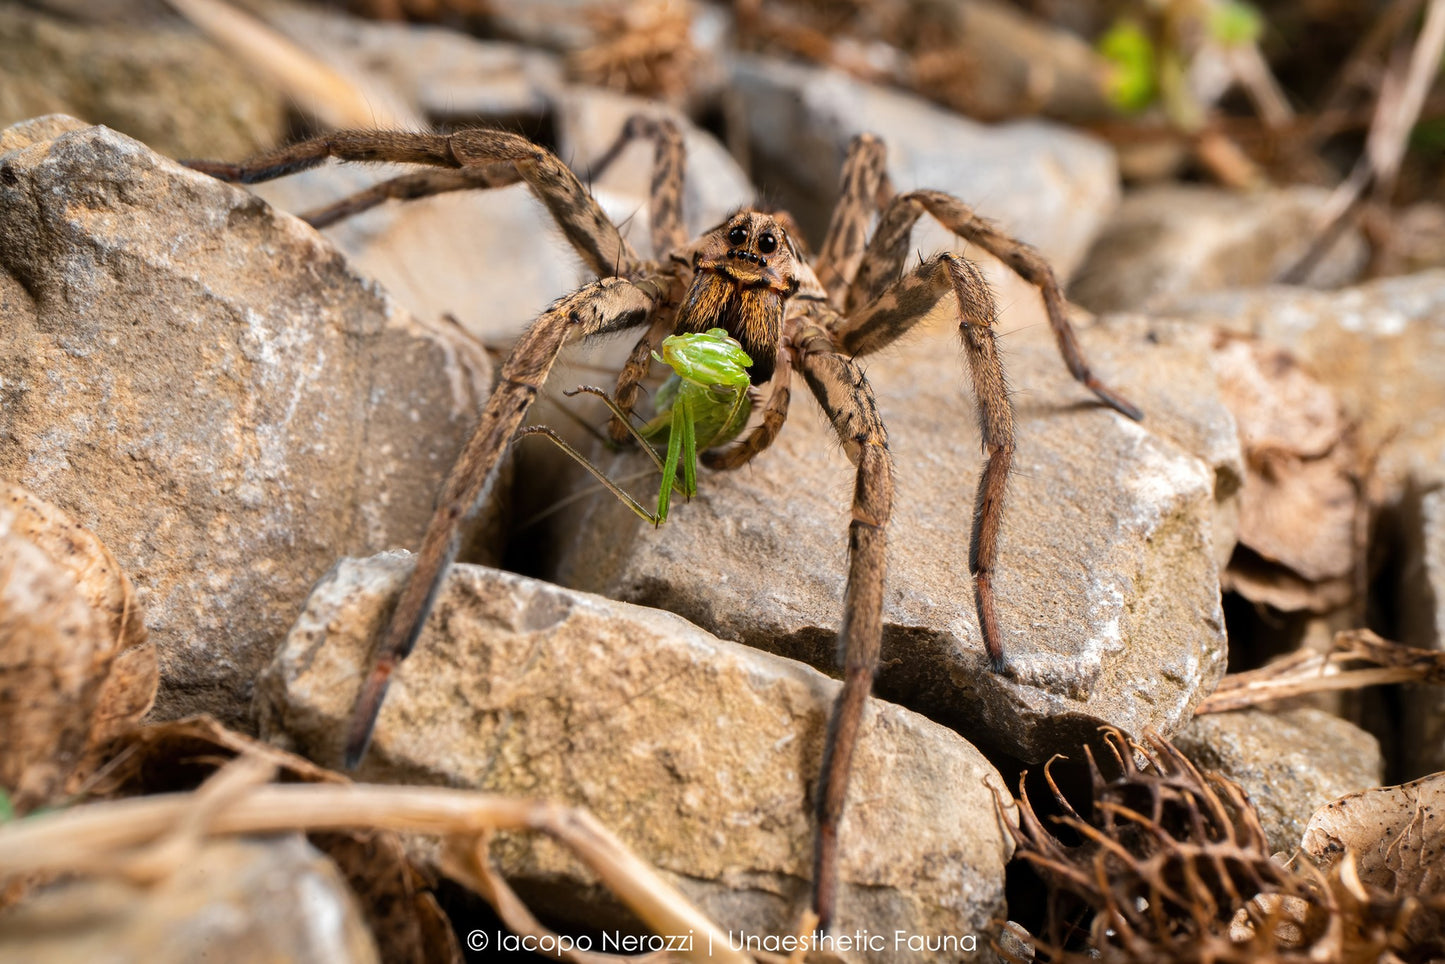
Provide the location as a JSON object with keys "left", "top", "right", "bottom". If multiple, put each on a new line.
{"left": 653, "top": 328, "right": 753, "bottom": 390}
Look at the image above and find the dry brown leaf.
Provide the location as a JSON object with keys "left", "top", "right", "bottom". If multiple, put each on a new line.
{"left": 1303, "top": 771, "right": 1445, "bottom": 898}
{"left": 0, "top": 483, "right": 155, "bottom": 811}
{"left": 1220, "top": 549, "right": 1355, "bottom": 613}
{"left": 1211, "top": 333, "right": 1359, "bottom": 611}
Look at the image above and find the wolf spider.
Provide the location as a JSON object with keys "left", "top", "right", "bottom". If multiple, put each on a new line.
{"left": 188, "top": 115, "right": 1141, "bottom": 928}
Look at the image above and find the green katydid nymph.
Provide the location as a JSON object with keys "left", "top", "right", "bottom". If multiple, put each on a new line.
{"left": 519, "top": 327, "right": 753, "bottom": 525}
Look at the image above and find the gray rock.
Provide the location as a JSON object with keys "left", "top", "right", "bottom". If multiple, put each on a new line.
{"left": 1069, "top": 185, "right": 1369, "bottom": 314}
{"left": 257, "top": 554, "right": 1016, "bottom": 957}
{"left": 1402, "top": 486, "right": 1445, "bottom": 777}
{"left": 0, "top": 5, "right": 285, "bottom": 161}
{"left": 0, "top": 836, "right": 378, "bottom": 964}
{"left": 552, "top": 300, "right": 1239, "bottom": 762}
{"left": 1168, "top": 271, "right": 1445, "bottom": 504}
{"left": 0, "top": 118, "right": 493, "bottom": 727}
{"left": 252, "top": 2, "right": 563, "bottom": 122}
{"left": 728, "top": 55, "right": 1119, "bottom": 278}
{"left": 1174, "top": 708, "right": 1384, "bottom": 855}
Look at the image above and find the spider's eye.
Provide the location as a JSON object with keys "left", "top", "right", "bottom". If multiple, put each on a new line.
{"left": 726, "top": 226, "right": 748, "bottom": 246}
{"left": 757, "top": 231, "right": 778, "bottom": 255}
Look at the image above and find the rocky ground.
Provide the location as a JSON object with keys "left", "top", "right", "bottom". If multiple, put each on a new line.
{"left": 2, "top": 1, "right": 1444, "bottom": 962}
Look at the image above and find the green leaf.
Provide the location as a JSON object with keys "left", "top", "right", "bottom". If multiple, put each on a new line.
{"left": 1098, "top": 19, "right": 1158, "bottom": 113}
{"left": 1210, "top": 1, "right": 1263, "bottom": 47}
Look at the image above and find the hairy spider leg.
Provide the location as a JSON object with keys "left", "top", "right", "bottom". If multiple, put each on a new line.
{"left": 185, "top": 127, "right": 642, "bottom": 279}
{"left": 606, "top": 117, "right": 691, "bottom": 442}
{"left": 791, "top": 323, "right": 893, "bottom": 931}
{"left": 814, "top": 133, "right": 893, "bottom": 305}
{"left": 838, "top": 189, "right": 1143, "bottom": 421}
{"left": 232, "top": 114, "right": 689, "bottom": 237}
{"left": 343, "top": 277, "right": 658, "bottom": 768}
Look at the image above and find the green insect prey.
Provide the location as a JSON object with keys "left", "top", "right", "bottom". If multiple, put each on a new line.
{"left": 523, "top": 328, "right": 753, "bottom": 525}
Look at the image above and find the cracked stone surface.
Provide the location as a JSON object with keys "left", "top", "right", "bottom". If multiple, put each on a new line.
{"left": 256, "top": 554, "right": 1015, "bottom": 960}
{"left": 0, "top": 117, "right": 492, "bottom": 727}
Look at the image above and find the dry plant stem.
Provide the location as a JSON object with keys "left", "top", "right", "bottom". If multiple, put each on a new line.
{"left": 1309, "top": 0, "right": 1425, "bottom": 148}
{"left": 161, "top": 0, "right": 422, "bottom": 130}
{"left": 1225, "top": 42, "right": 1294, "bottom": 129}
{"left": 0, "top": 779, "right": 744, "bottom": 964}
{"left": 1282, "top": 0, "right": 1445, "bottom": 282}
{"left": 1194, "top": 628, "right": 1445, "bottom": 714}
{"left": 110, "top": 752, "right": 274, "bottom": 884}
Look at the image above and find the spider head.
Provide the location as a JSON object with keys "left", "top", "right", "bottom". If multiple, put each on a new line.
{"left": 711, "top": 211, "right": 800, "bottom": 280}
{"left": 678, "top": 211, "right": 801, "bottom": 385}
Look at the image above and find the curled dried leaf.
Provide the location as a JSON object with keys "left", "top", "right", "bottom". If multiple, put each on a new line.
{"left": 1212, "top": 333, "right": 1359, "bottom": 612}
{"left": 1303, "top": 772, "right": 1445, "bottom": 899}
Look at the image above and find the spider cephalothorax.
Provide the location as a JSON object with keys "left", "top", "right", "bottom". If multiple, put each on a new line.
{"left": 187, "top": 115, "right": 1140, "bottom": 929}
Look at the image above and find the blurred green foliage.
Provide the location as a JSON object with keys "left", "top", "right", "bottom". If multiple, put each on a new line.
{"left": 1099, "top": 19, "right": 1157, "bottom": 113}
{"left": 1097, "top": 1, "right": 1265, "bottom": 119}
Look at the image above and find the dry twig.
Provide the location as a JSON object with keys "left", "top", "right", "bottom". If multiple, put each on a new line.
{"left": 0, "top": 756, "right": 746, "bottom": 964}
{"left": 1282, "top": 0, "right": 1445, "bottom": 282}
{"left": 1195, "top": 629, "right": 1445, "bottom": 715}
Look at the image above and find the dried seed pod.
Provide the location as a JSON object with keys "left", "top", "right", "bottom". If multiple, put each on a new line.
{"left": 0, "top": 483, "right": 155, "bottom": 811}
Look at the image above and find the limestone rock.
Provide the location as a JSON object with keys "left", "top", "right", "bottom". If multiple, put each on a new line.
{"left": 1174, "top": 708, "right": 1384, "bottom": 855}
{"left": 728, "top": 55, "right": 1119, "bottom": 278}
{"left": 0, "top": 6, "right": 285, "bottom": 161}
{"left": 1402, "top": 486, "right": 1445, "bottom": 777}
{"left": 0, "top": 118, "right": 492, "bottom": 727}
{"left": 0, "top": 836, "right": 378, "bottom": 964}
{"left": 256, "top": 554, "right": 1016, "bottom": 955}
{"left": 552, "top": 301, "right": 1239, "bottom": 762}
{"left": 1069, "top": 185, "right": 1368, "bottom": 314}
